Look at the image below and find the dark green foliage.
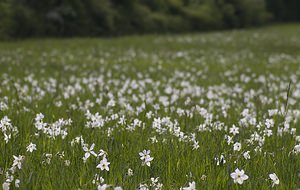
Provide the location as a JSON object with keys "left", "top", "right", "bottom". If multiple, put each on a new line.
{"left": 265, "top": 0, "right": 300, "bottom": 22}
{"left": 0, "top": 0, "right": 297, "bottom": 39}
{"left": 216, "top": 0, "right": 272, "bottom": 28}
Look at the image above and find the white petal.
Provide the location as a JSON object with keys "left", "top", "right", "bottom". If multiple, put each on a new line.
{"left": 242, "top": 174, "right": 248, "bottom": 180}
{"left": 237, "top": 178, "right": 244, "bottom": 184}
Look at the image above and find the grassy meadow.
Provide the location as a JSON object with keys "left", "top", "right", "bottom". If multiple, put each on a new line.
{"left": 0, "top": 24, "right": 300, "bottom": 189}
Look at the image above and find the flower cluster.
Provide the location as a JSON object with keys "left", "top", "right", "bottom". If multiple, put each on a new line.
{"left": 0, "top": 116, "right": 18, "bottom": 143}
{"left": 34, "top": 113, "right": 71, "bottom": 139}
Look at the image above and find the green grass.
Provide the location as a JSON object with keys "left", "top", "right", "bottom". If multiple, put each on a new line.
{"left": 0, "top": 24, "right": 299, "bottom": 189}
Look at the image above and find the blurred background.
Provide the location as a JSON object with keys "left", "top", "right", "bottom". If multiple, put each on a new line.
{"left": 0, "top": 0, "right": 299, "bottom": 39}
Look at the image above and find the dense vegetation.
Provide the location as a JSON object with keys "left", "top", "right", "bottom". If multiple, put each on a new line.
{"left": 0, "top": 24, "right": 299, "bottom": 189}
{"left": 0, "top": 0, "right": 299, "bottom": 39}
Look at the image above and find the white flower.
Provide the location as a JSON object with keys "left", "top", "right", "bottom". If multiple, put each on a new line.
{"left": 144, "top": 155, "right": 154, "bottom": 167}
{"left": 265, "top": 119, "right": 274, "bottom": 128}
{"left": 139, "top": 150, "right": 153, "bottom": 167}
{"left": 15, "top": 179, "right": 20, "bottom": 188}
{"left": 151, "top": 177, "right": 159, "bottom": 185}
{"left": 269, "top": 173, "right": 279, "bottom": 187}
{"left": 0, "top": 101, "right": 8, "bottom": 111}
{"left": 233, "top": 142, "right": 241, "bottom": 151}
{"left": 243, "top": 151, "right": 250, "bottom": 160}
{"left": 192, "top": 141, "right": 199, "bottom": 150}
{"left": 264, "top": 129, "right": 273, "bottom": 137}
{"left": 83, "top": 143, "right": 97, "bottom": 159}
{"left": 139, "top": 150, "right": 149, "bottom": 160}
{"left": 114, "top": 186, "right": 122, "bottom": 190}
{"left": 127, "top": 168, "right": 133, "bottom": 176}
{"left": 150, "top": 136, "right": 158, "bottom": 144}
{"left": 97, "top": 149, "right": 107, "bottom": 158}
{"left": 230, "top": 168, "right": 249, "bottom": 184}
{"left": 64, "top": 160, "right": 71, "bottom": 166}
{"left": 138, "top": 184, "right": 149, "bottom": 190}
{"left": 35, "top": 113, "right": 44, "bottom": 121}
{"left": 98, "top": 184, "right": 109, "bottom": 190}
{"left": 181, "top": 181, "right": 196, "bottom": 190}
{"left": 215, "top": 154, "right": 226, "bottom": 166}
{"left": 229, "top": 125, "right": 239, "bottom": 135}
{"left": 226, "top": 135, "right": 233, "bottom": 145}
{"left": 12, "top": 155, "right": 24, "bottom": 170}
{"left": 34, "top": 113, "right": 47, "bottom": 130}
{"left": 97, "top": 157, "right": 110, "bottom": 171}
{"left": 2, "top": 182, "right": 10, "bottom": 190}
{"left": 44, "top": 153, "right": 52, "bottom": 165}
{"left": 92, "top": 174, "right": 104, "bottom": 185}
{"left": 26, "top": 143, "right": 37, "bottom": 152}
{"left": 294, "top": 144, "right": 300, "bottom": 153}
{"left": 0, "top": 116, "right": 18, "bottom": 143}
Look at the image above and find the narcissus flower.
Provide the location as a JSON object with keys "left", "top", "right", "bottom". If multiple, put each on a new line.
{"left": 269, "top": 173, "right": 279, "bottom": 187}
{"left": 26, "top": 143, "right": 37, "bottom": 152}
{"left": 139, "top": 150, "right": 153, "bottom": 167}
{"left": 97, "top": 157, "right": 110, "bottom": 171}
{"left": 230, "top": 168, "right": 248, "bottom": 184}
{"left": 233, "top": 142, "right": 241, "bottom": 151}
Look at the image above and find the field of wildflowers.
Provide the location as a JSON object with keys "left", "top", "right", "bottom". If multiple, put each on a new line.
{"left": 0, "top": 24, "right": 299, "bottom": 189}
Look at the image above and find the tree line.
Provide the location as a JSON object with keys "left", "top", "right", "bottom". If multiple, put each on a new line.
{"left": 0, "top": 0, "right": 299, "bottom": 39}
